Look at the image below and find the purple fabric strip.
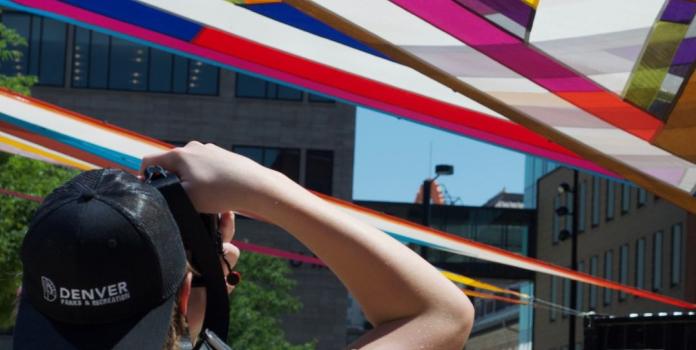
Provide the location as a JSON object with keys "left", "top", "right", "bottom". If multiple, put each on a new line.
{"left": 392, "top": 0, "right": 599, "bottom": 92}
{"left": 455, "top": 0, "right": 495, "bottom": 15}
{"left": 672, "top": 37, "right": 696, "bottom": 66}
{"left": 478, "top": 0, "right": 535, "bottom": 28}
{"left": 661, "top": 0, "right": 696, "bottom": 24}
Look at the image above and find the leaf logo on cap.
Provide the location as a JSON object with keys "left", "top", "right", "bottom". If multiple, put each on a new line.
{"left": 41, "top": 276, "right": 57, "bottom": 302}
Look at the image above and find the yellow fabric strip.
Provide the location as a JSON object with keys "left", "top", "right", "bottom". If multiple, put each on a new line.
{"left": 441, "top": 270, "right": 528, "bottom": 298}
{"left": 624, "top": 21, "right": 689, "bottom": 109}
{"left": 463, "top": 289, "right": 528, "bottom": 305}
{"left": 522, "top": 0, "right": 539, "bottom": 9}
{"left": 0, "top": 134, "right": 95, "bottom": 170}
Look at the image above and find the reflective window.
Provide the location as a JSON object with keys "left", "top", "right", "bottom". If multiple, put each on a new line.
{"left": 603, "top": 250, "right": 613, "bottom": 305}
{"left": 72, "top": 27, "right": 218, "bottom": 94}
{"left": 605, "top": 181, "right": 615, "bottom": 221}
{"left": 236, "top": 73, "right": 303, "bottom": 101}
{"left": 619, "top": 244, "right": 629, "bottom": 300}
{"left": 308, "top": 93, "right": 335, "bottom": 103}
{"left": 621, "top": 184, "right": 631, "bottom": 214}
{"left": 234, "top": 146, "right": 300, "bottom": 182}
{"left": 550, "top": 276, "right": 557, "bottom": 321}
{"left": 592, "top": 177, "right": 600, "bottom": 226}
{"left": 671, "top": 223, "right": 682, "bottom": 287}
{"left": 638, "top": 188, "right": 647, "bottom": 207}
{"left": 306, "top": 150, "right": 333, "bottom": 195}
{"left": 635, "top": 238, "right": 646, "bottom": 290}
{"left": 562, "top": 277, "right": 571, "bottom": 318}
{"left": 589, "top": 256, "right": 598, "bottom": 309}
{"left": 0, "top": 12, "right": 67, "bottom": 85}
{"left": 653, "top": 231, "right": 663, "bottom": 291}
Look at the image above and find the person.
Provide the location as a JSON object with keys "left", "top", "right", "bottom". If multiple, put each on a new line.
{"left": 14, "top": 141, "right": 474, "bottom": 349}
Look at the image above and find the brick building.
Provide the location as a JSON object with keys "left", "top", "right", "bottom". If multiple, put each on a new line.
{"left": 0, "top": 10, "right": 355, "bottom": 349}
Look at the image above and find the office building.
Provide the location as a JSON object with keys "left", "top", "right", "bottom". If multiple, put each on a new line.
{"left": 533, "top": 167, "right": 695, "bottom": 350}
{"left": 0, "top": 10, "right": 355, "bottom": 349}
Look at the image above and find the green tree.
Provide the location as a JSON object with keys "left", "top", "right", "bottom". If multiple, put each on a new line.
{"left": 0, "top": 13, "right": 37, "bottom": 95}
{"left": 229, "top": 253, "right": 316, "bottom": 350}
{"left": 0, "top": 155, "right": 78, "bottom": 328}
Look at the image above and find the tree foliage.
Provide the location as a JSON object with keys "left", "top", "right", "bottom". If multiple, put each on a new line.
{"left": 229, "top": 253, "right": 316, "bottom": 349}
{"left": 0, "top": 17, "right": 37, "bottom": 95}
{"left": 0, "top": 155, "right": 79, "bottom": 328}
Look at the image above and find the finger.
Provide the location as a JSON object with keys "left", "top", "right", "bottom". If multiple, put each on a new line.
{"left": 219, "top": 211, "right": 236, "bottom": 242}
{"left": 222, "top": 242, "right": 240, "bottom": 270}
{"left": 140, "top": 149, "right": 183, "bottom": 175}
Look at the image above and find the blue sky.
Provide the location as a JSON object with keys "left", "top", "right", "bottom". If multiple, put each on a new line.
{"left": 353, "top": 108, "right": 525, "bottom": 206}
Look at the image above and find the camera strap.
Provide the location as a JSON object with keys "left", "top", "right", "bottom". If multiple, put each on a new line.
{"left": 145, "top": 167, "right": 230, "bottom": 341}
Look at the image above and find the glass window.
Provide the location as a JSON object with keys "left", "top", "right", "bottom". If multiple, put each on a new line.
{"left": 71, "top": 27, "right": 218, "bottom": 94}
{"left": 635, "top": 238, "right": 645, "bottom": 290}
{"left": 671, "top": 223, "right": 682, "bottom": 287}
{"left": 621, "top": 184, "right": 630, "bottom": 214}
{"left": 552, "top": 195, "right": 560, "bottom": 244}
{"left": 148, "top": 50, "right": 173, "bottom": 92}
{"left": 577, "top": 261, "right": 585, "bottom": 310}
{"left": 605, "top": 181, "right": 615, "bottom": 221}
{"left": 235, "top": 73, "right": 266, "bottom": 98}
{"left": 236, "top": 73, "right": 303, "bottom": 100}
{"left": 592, "top": 177, "right": 600, "bottom": 226}
{"left": 172, "top": 56, "right": 189, "bottom": 93}
{"left": 578, "top": 181, "right": 586, "bottom": 233}
{"left": 604, "top": 250, "right": 613, "bottom": 305}
{"left": 309, "top": 93, "right": 335, "bottom": 103}
{"left": 619, "top": 244, "right": 629, "bottom": 300}
{"left": 589, "top": 256, "right": 598, "bottom": 309}
{"left": 37, "top": 17, "right": 66, "bottom": 85}
{"left": 88, "top": 31, "right": 109, "bottom": 89}
{"left": 234, "top": 146, "right": 300, "bottom": 182}
{"left": 550, "top": 276, "right": 557, "bottom": 321}
{"left": 188, "top": 60, "right": 218, "bottom": 95}
{"left": 109, "top": 37, "right": 148, "bottom": 91}
{"left": 653, "top": 231, "right": 663, "bottom": 291}
{"left": 0, "top": 13, "right": 31, "bottom": 77}
{"left": 562, "top": 277, "right": 571, "bottom": 318}
{"left": 306, "top": 150, "right": 333, "bottom": 195}
{"left": 276, "top": 84, "right": 303, "bottom": 101}
{"left": 0, "top": 13, "right": 66, "bottom": 86}
{"left": 638, "top": 188, "right": 647, "bottom": 207}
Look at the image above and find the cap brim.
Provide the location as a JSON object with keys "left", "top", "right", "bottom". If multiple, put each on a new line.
{"left": 13, "top": 293, "right": 176, "bottom": 350}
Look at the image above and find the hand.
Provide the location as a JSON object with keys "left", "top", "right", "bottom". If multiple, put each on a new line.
{"left": 141, "top": 141, "right": 278, "bottom": 214}
{"left": 219, "top": 211, "right": 241, "bottom": 293}
{"left": 186, "top": 211, "right": 240, "bottom": 339}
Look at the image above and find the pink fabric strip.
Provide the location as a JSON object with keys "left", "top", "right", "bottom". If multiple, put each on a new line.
{"left": 232, "top": 240, "right": 326, "bottom": 266}
{"left": 11, "top": 0, "right": 611, "bottom": 176}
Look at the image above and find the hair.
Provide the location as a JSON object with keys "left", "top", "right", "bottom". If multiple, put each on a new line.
{"left": 164, "top": 289, "right": 188, "bottom": 350}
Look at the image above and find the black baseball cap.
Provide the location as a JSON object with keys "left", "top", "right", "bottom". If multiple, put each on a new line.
{"left": 14, "top": 169, "right": 187, "bottom": 349}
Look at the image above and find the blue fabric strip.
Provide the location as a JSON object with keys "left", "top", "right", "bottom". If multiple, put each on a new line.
{"left": 59, "top": 0, "right": 202, "bottom": 41}
{"left": 245, "top": 3, "right": 389, "bottom": 60}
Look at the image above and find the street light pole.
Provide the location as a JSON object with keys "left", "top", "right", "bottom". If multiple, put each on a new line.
{"left": 568, "top": 169, "right": 579, "bottom": 350}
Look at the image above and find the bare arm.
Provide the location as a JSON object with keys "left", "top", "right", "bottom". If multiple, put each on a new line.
{"left": 142, "top": 142, "right": 474, "bottom": 349}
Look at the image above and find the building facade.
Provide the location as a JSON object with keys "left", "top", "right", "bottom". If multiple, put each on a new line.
{"left": 1, "top": 10, "right": 355, "bottom": 349}
{"left": 533, "top": 167, "right": 696, "bottom": 350}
